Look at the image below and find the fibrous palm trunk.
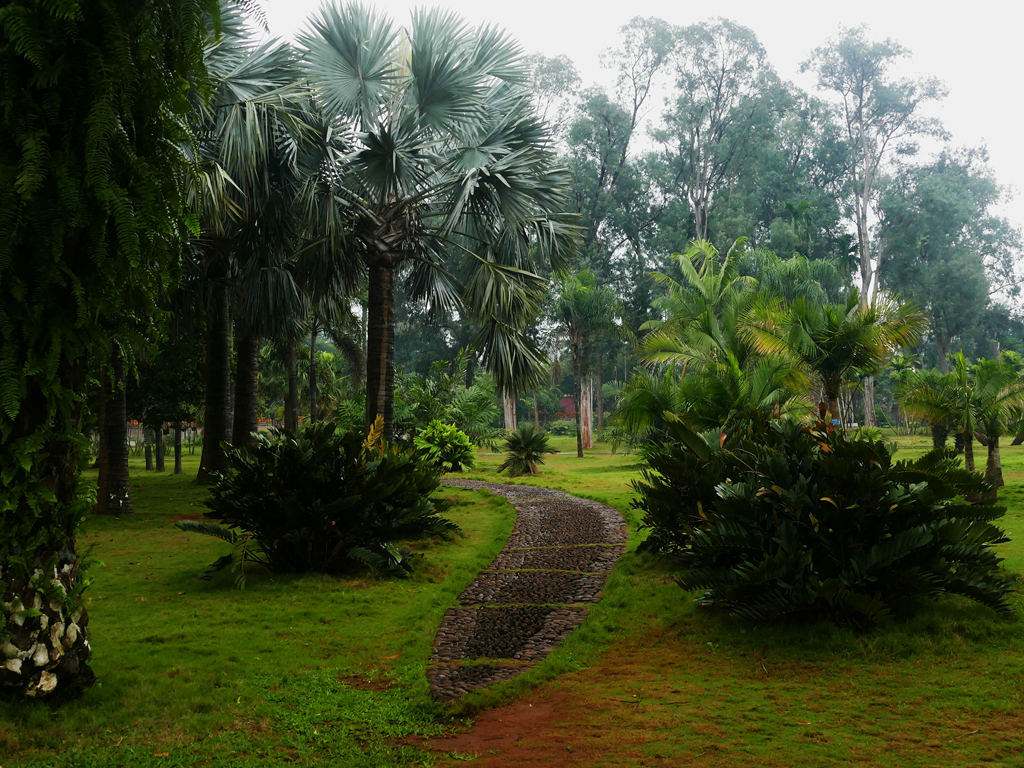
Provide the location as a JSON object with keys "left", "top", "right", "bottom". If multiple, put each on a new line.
{"left": 572, "top": 352, "right": 584, "bottom": 459}
{"left": 595, "top": 366, "right": 604, "bottom": 429}
{"left": 931, "top": 424, "right": 948, "bottom": 451}
{"left": 963, "top": 432, "right": 975, "bottom": 472}
{"left": 96, "top": 355, "right": 130, "bottom": 514}
{"left": 366, "top": 260, "right": 395, "bottom": 435}
{"left": 198, "top": 282, "right": 231, "bottom": 481}
{"left": 986, "top": 436, "right": 1004, "bottom": 488}
{"left": 232, "top": 328, "right": 259, "bottom": 446}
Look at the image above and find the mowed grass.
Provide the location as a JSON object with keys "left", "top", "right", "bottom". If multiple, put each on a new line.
{"left": 2, "top": 434, "right": 1023, "bottom": 767}
{"left": 436, "top": 434, "right": 1024, "bottom": 767}
{"left": 0, "top": 453, "right": 514, "bottom": 767}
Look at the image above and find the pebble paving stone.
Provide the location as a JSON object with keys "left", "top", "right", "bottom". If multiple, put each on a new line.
{"left": 428, "top": 479, "right": 627, "bottom": 700}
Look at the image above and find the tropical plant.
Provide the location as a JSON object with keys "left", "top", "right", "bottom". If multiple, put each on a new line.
{"left": 298, "top": 3, "right": 578, "bottom": 435}
{"left": 497, "top": 424, "right": 557, "bottom": 476}
{"left": 746, "top": 289, "right": 925, "bottom": 425}
{"left": 554, "top": 270, "right": 619, "bottom": 457}
{"left": 177, "top": 419, "right": 458, "bottom": 577}
{"left": 0, "top": 0, "right": 213, "bottom": 698}
{"left": 414, "top": 420, "right": 475, "bottom": 473}
{"left": 635, "top": 419, "right": 1015, "bottom": 625}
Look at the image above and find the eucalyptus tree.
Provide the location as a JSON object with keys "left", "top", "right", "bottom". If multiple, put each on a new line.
{"left": 655, "top": 19, "right": 777, "bottom": 242}
{"left": 555, "top": 271, "right": 620, "bottom": 456}
{"left": 299, "top": 3, "right": 577, "bottom": 435}
{"left": 878, "top": 149, "right": 1021, "bottom": 369}
{"left": 0, "top": 0, "right": 212, "bottom": 699}
{"left": 804, "top": 26, "right": 946, "bottom": 423}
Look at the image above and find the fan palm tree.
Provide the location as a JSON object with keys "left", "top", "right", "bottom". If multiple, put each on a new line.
{"left": 298, "top": 3, "right": 577, "bottom": 436}
{"left": 554, "top": 271, "right": 619, "bottom": 457}
{"left": 746, "top": 289, "right": 925, "bottom": 426}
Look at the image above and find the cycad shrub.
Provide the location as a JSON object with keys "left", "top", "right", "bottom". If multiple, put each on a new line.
{"left": 635, "top": 419, "right": 1015, "bottom": 625}
{"left": 414, "top": 420, "right": 475, "bottom": 473}
{"left": 177, "top": 419, "right": 457, "bottom": 578}
{"left": 498, "top": 424, "right": 556, "bottom": 476}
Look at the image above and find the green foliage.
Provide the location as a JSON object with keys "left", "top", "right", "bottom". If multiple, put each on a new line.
{"left": 413, "top": 420, "right": 475, "bottom": 473}
{"left": 178, "top": 420, "right": 458, "bottom": 577}
{"left": 0, "top": 0, "right": 214, "bottom": 696}
{"left": 497, "top": 424, "right": 557, "bottom": 477}
{"left": 546, "top": 419, "right": 578, "bottom": 436}
{"left": 635, "top": 419, "right": 1015, "bottom": 624}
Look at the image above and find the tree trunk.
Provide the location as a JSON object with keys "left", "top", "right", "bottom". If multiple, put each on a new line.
{"left": 365, "top": 259, "right": 395, "bottom": 435}
{"left": 174, "top": 421, "right": 183, "bottom": 475}
{"left": 930, "top": 424, "right": 948, "bottom": 451}
{"left": 502, "top": 390, "right": 517, "bottom": 432}
{"left": 986, "top": 436, "right": 1004, "bottom": 488}
{"left": 308, "top": 321, "right": 319, "bottom": 420}
{"left": 862, "top": 376, "right": 876, "bottom": 427}
{"left": 581, "top": 377, "right": 593, "bottom": 449}
{"left": 572, "top": 357, "right": 584, "bottom": 458}
{"left": 532, "top": 395, "right": 541, "bottom": 429}
{"left": 595, "top": 365, "right": 604, "bottom": 429}
{"left": 232, "top": 328, "right": 259, "bottom": 446}
{"left": 96, "top": 355, "right": 130, "bottom": 514}
{"left": 154, "top": 423, "right": 165, "bottom": 472}
{"left": 144, "top": 428, "right": 153, "bottom": 471}
{"left": 284, "top": 338, "right": 299, "bottom": 432}
{"left": 198, "top": 282, "right": 231, "bottom": 481}
{"left": 963, "top": 432, "right": 975, "bottom": 472}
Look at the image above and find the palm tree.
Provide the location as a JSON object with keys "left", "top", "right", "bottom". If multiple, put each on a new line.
{"left": 298, "top": 3, "right": 577, "bottom": 436}
{"left": 901, "top": 354, "right": 1024, "bottom": 486}
{"left": 554, "top": 271, "right": 618, "bottom": 457}
{"left": 746, "top": 289, "right": 925, "bottom": 426}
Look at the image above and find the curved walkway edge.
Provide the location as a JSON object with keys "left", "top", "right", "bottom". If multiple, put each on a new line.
{"left": 427, "top": 479, "right": 627, "bottom": 700}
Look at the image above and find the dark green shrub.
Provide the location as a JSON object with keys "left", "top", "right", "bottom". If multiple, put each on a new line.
{"left": 546, "top": 419, "right": 577, "bottom": 436}
{"left": 498, "top": 424, "right": 556, "bottom": 476}
{"left": 414, "top": 420, "right": 475, "bottom": 473}
{"left": 635, "top": 419, "right": 1015, "bottom": 624}
{"left": 178, "top": 419, "right": 458, "bottom": 578}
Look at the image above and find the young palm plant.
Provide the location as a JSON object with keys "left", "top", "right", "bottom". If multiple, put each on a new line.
{"left": 497, "top": 424, "right": 557, "bottom": 476}
{"left": 298, "top": 4, "right": 578, "bottom": 435}
{"left": 745, "top": 289, "right": 925, "bottom": 426}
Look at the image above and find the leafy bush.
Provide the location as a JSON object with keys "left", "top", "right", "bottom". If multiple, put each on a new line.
{"left": 177, "top": 419, "right": 458, "bottom": 578}
{"left": 498, "top": 424, "right": 557, "bottom": 476}
{"left": 414, "top": 420, "right": 475, "bottom": 473}
{"left": 635, "top": 419, "right": 1015, "bottom": 625}
{"left": 546, "top": 419, "right": 577, "bottom": 436}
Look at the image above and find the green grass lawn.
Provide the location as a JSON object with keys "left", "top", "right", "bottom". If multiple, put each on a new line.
{"left": 2, "top": 435, "right": 1023, "bottom": 767}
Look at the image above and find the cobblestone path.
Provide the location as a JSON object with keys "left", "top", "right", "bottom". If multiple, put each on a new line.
{"left": 428, "top": 479, "right": 627, "bottom": 700}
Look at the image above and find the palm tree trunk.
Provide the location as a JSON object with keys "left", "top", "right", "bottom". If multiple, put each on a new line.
{"left": 96, "top": 355, "right": 130, "bottom": 514}
{"left": 572, "top": 355, "right": 584, "bottom": 458}
{"left": 532, "top": 395, "right": 540, "bottom": 428}
{"left": 198, "top": 282, "right": 231, "bottom": 481}
{"left": 284, "top": 338, "right": 299, "bottom": 432}
{"left": 232, "top": 328, "right": 259, "bottom": 446}
{"left": 596, "top": 365, "right": 604, "bottom": 429}
{"left": 154, "top": 424, "right": 165, "bottom": 472}
{"left": 366, "top": 259, "right": 395, "bottom": 435}
{"left": 308, "top": 321, "right": 319, "bottom": 420}
{"left": 174, "top": 421, "right": 183, "bottom": 475}
{"left": 502, "top": 389, "right": 517, "bottom": 432}
{"left": 963, "top": 432, "right": 975, "bottom": 472}
{"left": 930, "top": 424, "right": 948, "bottom": 451}
{"left": 144, "top": 428, "right": 153, "bottom": 471}
{"left": 986, "top": 436, "right": 1004, "bottom": 488}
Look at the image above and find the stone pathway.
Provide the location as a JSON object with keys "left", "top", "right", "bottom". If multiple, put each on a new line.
{"left": 427, "top": 479, "right": 627, "bottom": 701}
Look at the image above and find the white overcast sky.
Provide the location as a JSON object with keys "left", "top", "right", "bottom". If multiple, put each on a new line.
{"left": 266, "top": 0, "right": 1024, "bottom": 229}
